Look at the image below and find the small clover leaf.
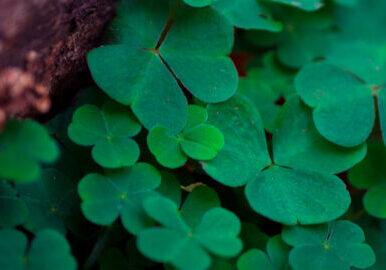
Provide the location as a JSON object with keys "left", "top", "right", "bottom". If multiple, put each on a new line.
{"left": 0, "top": 120, "right": 59, "bottom": 182}
{"left": 348, "top": 142, "right": 386, "bottom": 218}
{"left": 15, "top": 169, "right": 78, "bottom": 234}
{"left": 78, "top": 162, "right": 161, "bottom": 235}
{"left": 183, "top": 0, "right": 213, "bottom": 7}
{"left": 68, "top": 101, "right": 141, "bottom": 168}
{"left": 295, "top": 61, "right": 379, "bottom": 147}
{"left": 0, "top": 229, "right": 77, "bottom": 270}
{"left": 0, "top": 180, "right": 28, "bottom": 228}
{"left": 137, "top": 186, "right": 242, "bottom": 270}
{"left": 271, "top": 0, "right": 323, "bottom": 11}
{"left": 88, "top": 0, "right": 237, "bottom": 134}
{"left": 147, "top": 105, "right": 224, "bottom": 168}
{"left": 282, "top": 220, "right": 376, "bottom": 270}
{"left": 237, "top": 249, "right": 276, "bottom": 270}
{"left": 202, "top": 94, "right": 358, "bottom": 225}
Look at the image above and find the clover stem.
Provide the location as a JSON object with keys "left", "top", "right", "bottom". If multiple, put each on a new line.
{"left": 154, "top": 0, "right": 179, "bottom": 50}
{"left": 83, "top": 226, "right": 112, "bottom": 270}
{"left": 349, "top": 208, "right": 366, "bottom": 222}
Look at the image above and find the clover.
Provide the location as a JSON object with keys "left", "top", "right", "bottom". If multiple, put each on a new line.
{"left": 271, "top": 0, "right": 324, "bottom": 11}
{"left": 78, "top": 162, "right": 161, "bottom": 235}
{"left": 295, "top": 42, "right": 386, "bottom": 147}
{"left": 0, "top": 120, "right": 59, "bottom": 182}
{"left": 282, "top": 220, "right": 375, "bottom": 270}
{"left": 0, "top": 179, "right": 28, "bottom": 228}
{"left": 183, "top": 0, "right": 282, "bottom": 31}
{"left": 348, "top": 142, "right": 386, "bottom": 218}
{"left": 15, "top": 169, "right": 78, "bottom": 234}
{"left": 147, "top": 105, "right": 224, "bottom": 168}
{"left": 68, "top": 101, "right": 141, "bottom": 168}
{"left": 201, "top": 94, "right": 366, "bottom": 225}
{"left": 88, "top": 0, "right": 238, "bottom": 135}
{"left": 237, "top": 235, "right": 291, "bottom": 270}
{"left": 137, "top": 186, "right": 242, "bottom": 270}
{"left": 0, "top": 229, "right": 76, "bottom": 270}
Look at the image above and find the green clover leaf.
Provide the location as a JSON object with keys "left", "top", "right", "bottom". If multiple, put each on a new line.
{"left": 282, "top": 220, "right": 375, "bottom": 270}
{"left": 202, "top": 94, "right": 363, "bottom": 225}
{"left": 78, "top": 162, "right": 161, "bottom": 235}
{"left": 295, "top": 60, "right": 382, "bottom": 147}
{"left": 15, "top": 169, "right": 78, "bottom": 234}
{"left": 348, "top": 142, "right": 386, "bottom": 218}
{"left": 0, "top": 120, "right": 59, "bottom": 182}
{"left": 137, "top": 186, "right": 242, "bottom": 270}
{"left": 147, "top": 105, "right": 224, "bottom": 168}
{"left": 0, "top": 180, "right": 28, "bottom": 228}
{"left": 271, "top": 0, "right": 323, "bottom": 11}
{"left": 0, "top": 229, "right": 76, "bottom": 270}
{"left": 88, "top": 0, "right": 237, "bottom": 134}
{"left": 68, "top": 101, "right": 141, "bottom": 168}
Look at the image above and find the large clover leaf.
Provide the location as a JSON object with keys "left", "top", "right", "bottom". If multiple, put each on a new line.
{"left": 15, "top": 169, "right": 78, "bottom": 234}
{"left": 147, "top": 105, "right": 224, "bottom": 168}
{"left": 137, "top": 186, "right": 242, "bottom": 270}
{"left": 0, "top": 180, "right": 28, "bottom": 228}
{"left": 295, "top": 58, "right": 384, "bottom": 147}
{"left": 0, "top": 120, "right": 59, "bottom": 182}
{"left": 270, "top": 0, "right": 323, "bottom": 11}
{"left": 282, "top": 220, "right": 375, "bottom": 270}
{"left": 348, "top": 142, "right": 386, "bottom": 218}
{"left": 78, "top": 162, "right": 161, "bottom": 235}
{"left": 0, "top": 229, "right": 76, "bottom": 270}
{"left": 202, "top": 94, "right": 365, "bottom": 225}
{"left": 68, "top": 101, "right": 141, "bottom": 168}
{"left": 88, "top": 0, "right": 237, "bottom": 134}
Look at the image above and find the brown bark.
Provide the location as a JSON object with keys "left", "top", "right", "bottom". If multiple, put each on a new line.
{"left": 0, "top": 0, "right": 117, "bottom": 127}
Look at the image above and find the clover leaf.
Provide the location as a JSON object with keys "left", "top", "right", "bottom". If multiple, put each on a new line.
{"left": 88, "top": 0, "right": 237, "bottom": 134}
{"left": 137, "top": 186, "right": 242, "bottom": 270}
{"left": 202, "top": 94, "right": 363, "bottom": 225}
{"left": 295, "top": 59, "right": 383, "bottom": 147}
{"left": 0, "top": 180, "right": 28, "bottom": 228}
{"left": 348, "top": 142, "right": 386, "bottom": 218}
{"left": 282, "top": 220, "right": 375, "bottom": 270}
{"left": 0, "top": 120, "right": 59, "bottom": 182}
{"left": 68, "top": 101, "right": 141, "bottom": 168}
{"left": 0, "top": 229, "right": 76, "bottom": 270}
{"left": 148, "top": 105, "right": 224, "bottom": 168}
{"left": 14, "top": 169, "right": 78, "bottom": 234}
{"left": 271, "top": 0, "right": 323, "bottom": 11}
{"left": 78, "top": 162, "right": 161, "bottom": 235}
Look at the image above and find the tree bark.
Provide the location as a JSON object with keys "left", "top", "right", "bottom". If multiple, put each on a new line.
{"left": 0, "top": 0, "right": 117, "bottom": 127}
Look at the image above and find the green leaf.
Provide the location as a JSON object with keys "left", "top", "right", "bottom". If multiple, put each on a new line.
{"left": 364, "top": 184, "right": 386, "bottom": 219}
{"left": 0, "top": 180, "right": 28, "bottom": 228}
{"left": 273, "top": 95, "right": 367, "bottom": 174}
{"left": 211, "top": 0, "right": 282, "bottom": 31}
{"left": 271, "top": 0, "right": 323, "bottom": 11}
{"left": 183, "top": 0, "right": 213, "bottom": 8}
{"left": 245, "top": 165, "right": 350, "bottom": 225}
{"left": 78, "top": 162, "right": 161, "bottom": 234}
{"left": 379, "top": 87, "right": 386, "bottom": 145}
{"left": 138, "top": 189, "right": 242, "bottom": 269}
{"left": 203, "top": 94, "right": 272, "bottom": 187}
{"left": 295, "top": 62, "right": 374, "bottom": 147}
{"left": 267, "top": 235, "right": 291, "bottom": 270}
{"left": 237, "top": 249, "right": 275, "bottom": 270}
{"left": 68, "top": 101, "right": 141, "bottom": 168}
{"left": 15, "top": 169, "right": 78, "bottom": 234}
{"left": 156, "top": 171, "right": 182, "bottom": 206}
{"left": 282, "top": 220, "right": 375, "bottom": 270}
{"left": 0, "top": 229, "right": 76, "bottom": 270}
{"left": 0, "top": 120, "right": 59, "bottom": 182}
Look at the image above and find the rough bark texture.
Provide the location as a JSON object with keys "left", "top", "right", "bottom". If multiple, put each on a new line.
{"left": 0, "top": 0, "right": 117, "bottom": 127}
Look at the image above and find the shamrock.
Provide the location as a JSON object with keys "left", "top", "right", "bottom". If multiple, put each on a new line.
{"left": 237, "top": 235, "right": 291, "bottom": 270}
{"left": 348, "top": 142, "right": 386, "bottom": 218}
{"left": 282, "top": 220, "right": 375, "bottom": 270}
{"left": 147, "top": 105, "right": 224, "bottom": 168}
{"left": 137, "top": 186, "right": 242, "bottom": 270}
{"left": 183, "top": 0, "right": 282, "bottom": 31}
{"left": 0, "top": 229, "right": 76, "bottom": 270}
{"left": 15, "top": 169, "right": 78, "bottom": 234}
{"left": 0, "top": 180, "right": 28, "bottom": 228}
{"left": 270, "top": 0, "right": 324, "bottom": 11}
{"left": 78, "top": 162, "right": 161, "bottom": 235}
{"left": 68, "top": 101, "right": 141, "bottom": 168}
{"left": 0, "top": 120, "right": 59, "bottom": 182}
{"left": 202, "top": 94, "right": 365, "bottom": 225}
{"left": 88, "top": 0, "right": 238, "bottom": 134}
{"left": 295, "top": 44, "right": 386, "bottom": 146}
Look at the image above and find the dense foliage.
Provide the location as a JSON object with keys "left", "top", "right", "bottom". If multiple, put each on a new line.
{"left": 1, "top": 0, "right": 385, "bottom": 269}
